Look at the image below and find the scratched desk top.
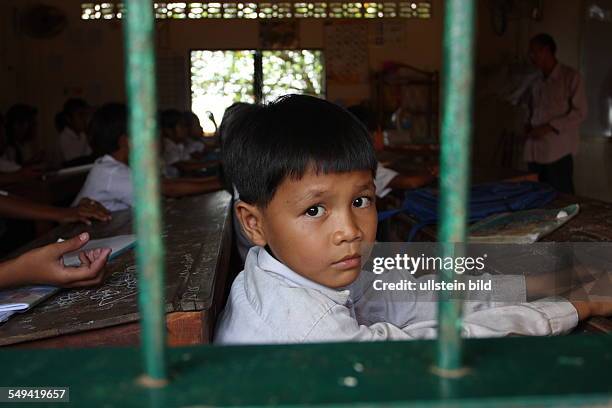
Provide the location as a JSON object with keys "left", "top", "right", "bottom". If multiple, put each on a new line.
{"left": 0, "top": 191, "right": 233, "bottom": 346}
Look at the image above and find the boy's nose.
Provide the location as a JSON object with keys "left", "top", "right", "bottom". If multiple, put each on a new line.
{"left": 332, "top": 212, "right": 363, "bottom": 245}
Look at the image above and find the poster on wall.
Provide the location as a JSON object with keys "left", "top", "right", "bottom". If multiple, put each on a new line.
{"left": 324, "top": 21, "right": 369, "bottom": 85}
{"left": 369, "top": 21, "right": 406, "bottom": 46}
{"left": 260, "top": 21, "right": 299, "bottom": 49}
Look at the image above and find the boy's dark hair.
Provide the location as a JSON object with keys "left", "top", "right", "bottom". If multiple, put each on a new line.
{"left": 63, "top": 98, "right": 89, "bottom": 116}
{"left": 218, "top": 102, "right": 255, "bottom": 145}
{"left": 219, "top": 102, "right": 261, "bottom": 194}
{"left": 530, "top": 33, "right": 557, "bottom": 55}
{"left": 223, "top": 94, "right": 378, "bottom": 207}
{"left": 160, "top": 109, "right": 183, "bottom": 130}
{"left": 89, "top": 103, "right": 127, "bottom": 157}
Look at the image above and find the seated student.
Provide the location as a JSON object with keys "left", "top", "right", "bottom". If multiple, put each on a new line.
{"left": 214, "top": 94, "right": 610, "bottom": 345}
{"left": 160, "top": 109, "right": 219, "bottom": 177}
{"left": 182, "top": 111, "right": 206, "bottom": 157}
{"left": 3, "top": 104, "right": 44, "bottom": 166}
{"left": 0, "top": 232, "right": 110, "bottom": 289}
{"left": 57, "top": 98, "right": 94, "bottom": 166}
{"left": 73, "top": 103, "right": 222, "bottom": 211}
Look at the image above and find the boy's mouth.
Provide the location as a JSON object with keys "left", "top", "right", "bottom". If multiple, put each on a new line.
{"left": 331, "top": 254, "right": 362, "bottom": 270}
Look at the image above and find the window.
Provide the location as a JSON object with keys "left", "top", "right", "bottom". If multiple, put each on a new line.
{"left": 81, "top": 2, "right": 432, "bottom": 20}
{"left": 190, "top": 49, "right": 324, "bottom": 133}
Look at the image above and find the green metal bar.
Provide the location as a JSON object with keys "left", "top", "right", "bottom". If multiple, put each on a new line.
{"left": 124, "top": 0, "right": 167, "bottom": 383}
{"left": 436, "top": 0, "right": 476, "bottom": 372}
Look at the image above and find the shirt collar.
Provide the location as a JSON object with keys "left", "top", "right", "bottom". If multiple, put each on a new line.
{"left": 255, "top": 246, "right": 352, "bottom": 305}
{"left": 100, "top": 154, "right": 127, "bottom": 168}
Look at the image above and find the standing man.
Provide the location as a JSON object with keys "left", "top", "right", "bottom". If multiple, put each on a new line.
{"left": 524, "top": 33, "right": 587, "bottom": 194}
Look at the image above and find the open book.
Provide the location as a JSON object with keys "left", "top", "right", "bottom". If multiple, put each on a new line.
{"left": 0, "top": 234, "right": 136, "bottom": 324}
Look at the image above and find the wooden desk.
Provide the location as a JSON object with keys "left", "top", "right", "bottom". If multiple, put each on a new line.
{"left": 0, "top": 191, "right": 233, "bottom": 348}
{"left": 378, "top": 150, "right": 538, "bottom": 184}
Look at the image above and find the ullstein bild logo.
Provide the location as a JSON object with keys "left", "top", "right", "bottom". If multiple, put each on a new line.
{"left": 371, "top": 254, "right": 487, "bottom": 275}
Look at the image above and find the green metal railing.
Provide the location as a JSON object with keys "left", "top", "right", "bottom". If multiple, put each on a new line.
{"left": 435, "top": 0, "right": 476, "bottom": 374}
{"left": 125, "top": 0, "right": 167, "bottom": 384}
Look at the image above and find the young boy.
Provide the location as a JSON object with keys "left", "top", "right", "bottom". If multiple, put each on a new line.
{"left": 219, "top": 103, "right": 437, "bottom": 263}
{"left": 73, "top": 103, "right": 222, "bottom": 211}
{"left": 215, "top": 94, "right": 609, "bottom": 345}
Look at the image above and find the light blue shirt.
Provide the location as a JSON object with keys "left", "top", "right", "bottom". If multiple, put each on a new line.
{"left": 214, "top": 246, "right": 578, "bottom": 345}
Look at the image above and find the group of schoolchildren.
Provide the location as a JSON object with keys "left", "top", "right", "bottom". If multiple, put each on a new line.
{"left": 0, "top": 94, "right": 609, "bottom": 343}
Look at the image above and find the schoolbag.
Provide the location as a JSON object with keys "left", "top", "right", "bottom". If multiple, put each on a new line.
{"left": 378, "top": 181, "right": 558, "bottom": 241}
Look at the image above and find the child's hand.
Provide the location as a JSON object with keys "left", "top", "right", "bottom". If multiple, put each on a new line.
{"left": 59, "top": 198, "right": 112, "bottom": 224}
{"left": 13, "top": 233, "right": 111, "bottom": 288}
{"left": 567, "top": 275, "right": 612, "bottom": 320}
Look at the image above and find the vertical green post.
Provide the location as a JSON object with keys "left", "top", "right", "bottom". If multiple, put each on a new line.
{"left": 436, "top": 0, "right": 476, "bottom": 372}
{"left": 124, "top": 0, "right": 167, "bottom": 384}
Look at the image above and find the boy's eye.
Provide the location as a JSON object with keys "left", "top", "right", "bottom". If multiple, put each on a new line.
{"left": 353, "top": 196, "right": 372, "bottom": 209}
{"left": 305, "top": 205, "right": 325, "bottom": 218}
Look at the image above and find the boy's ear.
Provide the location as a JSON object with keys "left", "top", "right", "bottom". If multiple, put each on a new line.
{"left": 235, "top": 201, "right": 268, "bottom": 247}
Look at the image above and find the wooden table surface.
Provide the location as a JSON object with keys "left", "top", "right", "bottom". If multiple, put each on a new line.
{"left": 0, "top": 190, "right": 233, "bottom": 348}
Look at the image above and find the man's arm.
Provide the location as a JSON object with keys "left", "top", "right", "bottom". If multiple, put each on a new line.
{"left": 549, "top": 71, "right": 588, "bottom": 132}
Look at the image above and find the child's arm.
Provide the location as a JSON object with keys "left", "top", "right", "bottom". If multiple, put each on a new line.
{"left": 0, "top": 194, "right": 112, "bottom": 225}
{"left": 353, "top": 272, "right": 602, "bottom": 338}
{"left": 0, "top": 233, "right": 110, "bottom": 289}
{"left": 161, "top": 176, "right": 223, "bottom": 197}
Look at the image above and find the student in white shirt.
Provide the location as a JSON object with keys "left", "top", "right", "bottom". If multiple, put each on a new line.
{"left": 161, "top": 109, "right": 219, "bottom": 177}
{"left": 74, "top": 104, "right": 222, "bottom": 212}
{"left": 214, "top": 94, "right": 609, "bottom": 345}
{"left": 160, "top": 109, "right": 191, "bottom": 177}
{"left": 182, "top": 111, "right": 206, "bottom": 156}
{"left": 57, "top": 98, "right": 94, "bottom": 166}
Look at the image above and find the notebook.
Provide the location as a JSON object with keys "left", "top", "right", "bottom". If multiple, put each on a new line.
{"left": 0, "top": 234, "right": 136, "bottom": 323}
{"left": 469, "top": 204, "right": 579, "bottom": 244}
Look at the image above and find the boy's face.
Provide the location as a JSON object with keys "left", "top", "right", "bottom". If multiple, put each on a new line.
{"left": 238, "top": 168, "right": 377, "bottom": 289}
